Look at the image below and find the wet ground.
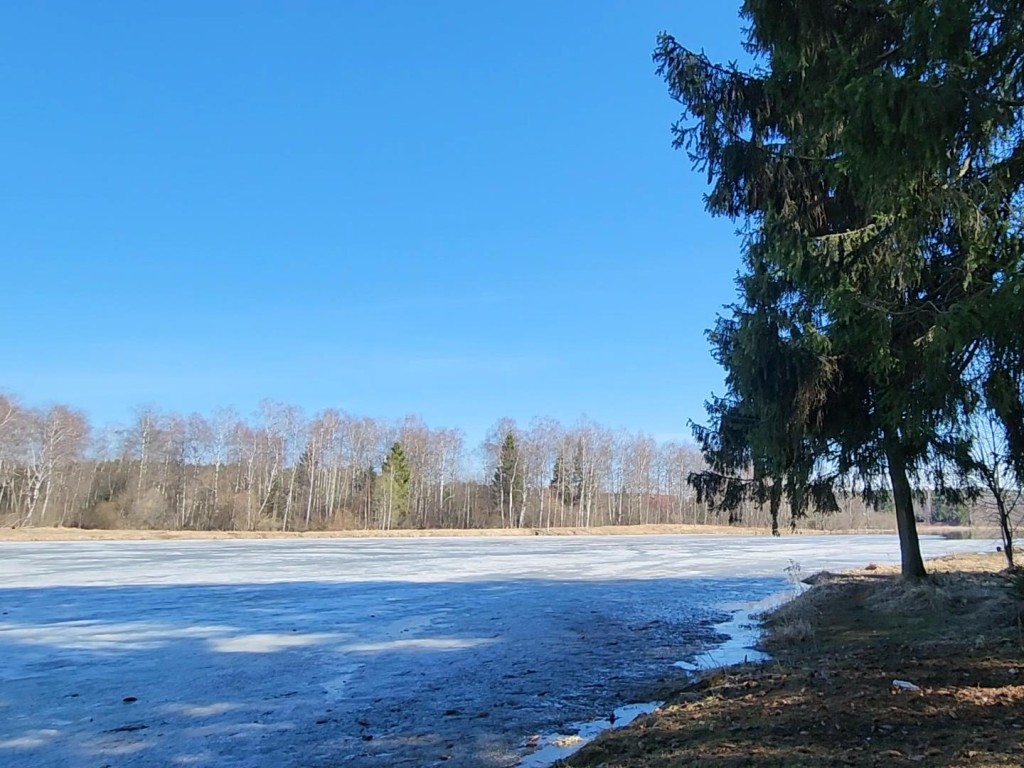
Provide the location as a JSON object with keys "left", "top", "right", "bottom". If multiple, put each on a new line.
{"left": 0, "top": 535, "right": 994, "bottom": 767}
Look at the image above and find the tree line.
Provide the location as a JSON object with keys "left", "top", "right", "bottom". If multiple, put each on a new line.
{"left": 0, "top": 388, "right": 1011, "bottom": 535}
{"left": 0, "top": 392, "right": 724, "bottom": 531}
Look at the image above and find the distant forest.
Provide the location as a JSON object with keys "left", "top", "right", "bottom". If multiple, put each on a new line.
{"left": 0, "top": 391, "right": 980, "bottom": 533}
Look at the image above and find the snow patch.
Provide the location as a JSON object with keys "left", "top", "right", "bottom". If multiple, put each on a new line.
{"left": 0, "top": 621, "right": 230, "bottom": 651}
{"left": 675, "top": 590, "right": 789, "bottom": 672}
{"left": 0, "top": 730, "right": 61, "bottom": 749}
{"left": 210, "top": 632, "right": 338, "bottom": 653}
{"left": 163, "top": 703, "right": 239, "bottom": 717}
{"left": 340, "top": 636, "right": 496, "bottom": 652}
{"left": 518, "top": 702, "right": 662, "bottom": 767}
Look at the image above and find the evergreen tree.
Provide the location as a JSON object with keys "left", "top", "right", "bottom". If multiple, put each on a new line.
{"left": 657, "top": 0, "right": 1024, "bottom": 578}
{"left": 492, "top": 432, "right": 525, "bottom": 527}
{"left": 689, "top": 255, "right": 840, "bottom": 535}
{"left": 571, "top": 440, "right": 587, "bottom": 506}
{"left": 376, "top": 442, "right": 411, "bottom": 529}
{"left": 550, "top": 452, "right": 573, "bottom": 505}
{"left": 353, "top": 463, "right": 377, "bottom": 527}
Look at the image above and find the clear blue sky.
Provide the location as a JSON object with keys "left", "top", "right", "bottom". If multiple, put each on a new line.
{"left": 2, "top": 2, "right": 752, "bottom": 444}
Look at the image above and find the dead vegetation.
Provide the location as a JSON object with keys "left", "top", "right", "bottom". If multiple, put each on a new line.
{"left": 0, "top": 523, "right": 995, "bottom": 542}
{"left": 563, "top": 552, "right": 1024, "bottom": 768}
{"left": 0, "top": 523, "right": 798, "bottom": 541}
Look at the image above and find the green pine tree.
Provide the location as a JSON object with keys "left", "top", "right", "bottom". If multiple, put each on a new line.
{"left": 492, "top": 432, "right": 525, "bottom": 527}
{"left": 376, "top": 442, "right": 411, "bottom": 529}
{"left": 656, "top": 0, "right": 1024, "bottom": 578}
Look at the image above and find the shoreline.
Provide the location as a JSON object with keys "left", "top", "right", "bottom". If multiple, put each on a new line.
{"left": 0, "top": 523, "right": 988, "bottom": 542}
{"left": 524, "top": 585, "right": 796, "bottom": 767}
{"left": 561, "top": 550, "right": 1022, "bottom": 767}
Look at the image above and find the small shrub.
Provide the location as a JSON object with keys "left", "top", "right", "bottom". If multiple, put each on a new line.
{"left": 1011, "top": 569, "right": 1024, "bottom": 601}
{"left": 80, "top": 501, "right": 121, "bottom": 529}
{"left": 784, "top": 559, "right": 803, "bottom": 585}
{"left": 771, "top": 616, "right": 815, "bottom": 645}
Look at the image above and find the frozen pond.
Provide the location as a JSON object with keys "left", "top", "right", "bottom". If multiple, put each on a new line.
{"left": 0, "top": 534, "right": 994, "bottom": 767}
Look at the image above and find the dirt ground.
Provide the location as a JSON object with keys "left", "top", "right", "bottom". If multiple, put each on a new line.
{"left": 0, "top": 523, "right": 986, "bottom": 541}
{"left": 563, "top": 551, "right": 1024, "bottom": 768}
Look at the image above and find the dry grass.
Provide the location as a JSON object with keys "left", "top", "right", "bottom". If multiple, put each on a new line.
{"left": 564, "top": 552, "right": 1024, "bottom": 768}
{"left": 0, "top": 523, "right": 780, "bottom": 541}
{"left": 766, "top": 614, "right": 815, "bottom": 645}
{"left": 0, "top": 523, "right": 996, "bottom": 542}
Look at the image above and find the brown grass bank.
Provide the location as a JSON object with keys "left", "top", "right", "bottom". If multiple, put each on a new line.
{"left": 0, "top": 523, "right": 992, "bottom": 542}
{"left": 0, "top": 523, "right": 774, "bottom": 541}
{"left": 561, "top": 552, "right": 1024, "bottom": 767}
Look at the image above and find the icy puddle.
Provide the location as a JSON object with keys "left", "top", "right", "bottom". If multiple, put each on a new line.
{"left": 674, "top": 588, "right": 797, "bottom": 673}
{"left": 0, "top": 534, "right": 994, "bottom": 768}
{"left": 518, "top": 701, "right": 663, "bottom": 767}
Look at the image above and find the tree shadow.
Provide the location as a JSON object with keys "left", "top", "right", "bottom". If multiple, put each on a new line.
{"left": 0, "top": 575, "right": 785, "bottom": 767}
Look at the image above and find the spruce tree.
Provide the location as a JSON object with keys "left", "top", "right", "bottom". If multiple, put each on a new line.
{"left": 492, "top": 432, "right": 525, "bottom": 527}
{"left": 550, "top": 452, "right": 573, "bottom": 506}
{"left": 376, "top": 442, "right": 412, "bottom": 529}
{"left": 657, "top": 0, "right": 1024, "bottom": 578}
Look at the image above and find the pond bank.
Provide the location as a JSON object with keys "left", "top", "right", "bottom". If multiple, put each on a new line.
{"left": 561, "top": 552, "right": 1024, "bottom": 767}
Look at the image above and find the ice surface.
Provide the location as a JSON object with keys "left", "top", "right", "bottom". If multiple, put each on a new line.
{"left": 0, "top": 534, "right": 994, "bottom": 767}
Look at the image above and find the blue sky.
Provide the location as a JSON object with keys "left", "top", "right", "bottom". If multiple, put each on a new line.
{"left": 2, "top": 2, "right": 752, "bottom": 444}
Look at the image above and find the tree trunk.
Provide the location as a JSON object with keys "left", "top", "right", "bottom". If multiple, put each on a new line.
{"left": 769, "top": 480, "right": 782, "bottom": 537}
{"left": 995, "top": 492, "right": 1014, "bottom": 570}
{"left": 884, "top": 434, "right": 927, "bottom": 579}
